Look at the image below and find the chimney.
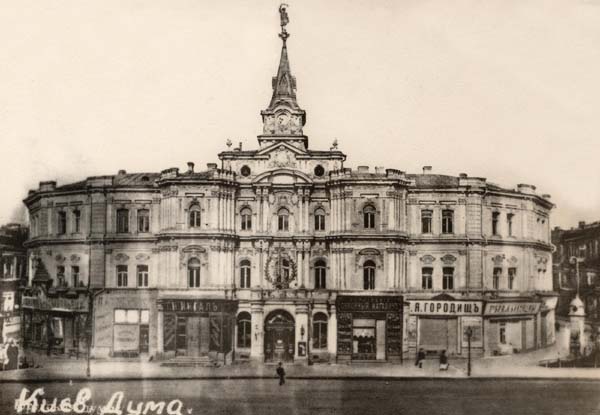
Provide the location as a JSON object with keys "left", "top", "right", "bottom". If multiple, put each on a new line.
{"left": 579, "top": 221, "right": 586, "bottom": 229}
{"left": 357, "top": 166, "right": 369, "bottom": 173}
{"left": 207, "top": 163, "right": 217, "bottom": 170}
{"left": 238, "top": 142, "right": 243, "bottom": 151}
{"left": 459, "top": 173, "right": 467, "bottom": 178}
{"left": 187, "top": 162, "right": 195, "bottom": 173}
{"left": 423, "top": 166, "right": 432, "bottom": 174}
{"left": 118, "top": 169, "right": 126, "bottom": 175}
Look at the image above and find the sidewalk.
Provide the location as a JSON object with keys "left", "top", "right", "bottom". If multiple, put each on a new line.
{"left": 2, "top": 339, "right": 599, "bottom": 382}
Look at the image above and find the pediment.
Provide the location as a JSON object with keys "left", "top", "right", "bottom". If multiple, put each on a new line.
{"left": 256, "top": 141, "right": 308, "bottom": 157}
{"left": 252, "top": 169, "right": 313, "bottom": 185}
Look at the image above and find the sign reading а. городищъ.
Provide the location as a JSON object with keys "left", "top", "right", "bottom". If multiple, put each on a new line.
{"left": 409, "top": 300, "right": 482, "bottom": 316}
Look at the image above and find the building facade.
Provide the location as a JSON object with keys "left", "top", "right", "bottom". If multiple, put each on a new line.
{"left": 552, "top": 221, "right": 600, "bottom": 344}
{"left": 0, "top": 223, "right": 28, "bottom": 344}
{"left": 23, "top": 12, "right": 556, "bottom": 363}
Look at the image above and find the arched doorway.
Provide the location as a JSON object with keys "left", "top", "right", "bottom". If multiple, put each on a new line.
{"left": 264, "top": 310, "right": 295, "bottom": 362}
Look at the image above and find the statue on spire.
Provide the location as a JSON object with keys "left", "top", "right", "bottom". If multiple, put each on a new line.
{"left": 279, "top": 4, "right": 290, "bottom": 43}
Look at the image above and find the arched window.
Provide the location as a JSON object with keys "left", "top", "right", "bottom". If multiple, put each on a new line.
{"left": 240, "top": 260, "right": 251, "bottom": 288}
{"left": 189, "top": 205, "right": 201, "bottom": 228}
{"left": 314, "top": 260, "right": 326, "bottom": 289}
{"left": 188, "top": 258, "right": 201, "bottom": 288}
{"left": 240, "top": 207, "right": 252, "bottom": 231}
{"left": 312, "top": 313, "right": 328, "bottom": 349}
{"left": 278, "top": 208, "right": 289, "bottom": 231}
{"left": 363, "top": 205, "right": 376, "bottom": 229}
{"left": 237, "top": 312, "right": 251, "bottom": 348}
{"left": 363, "top": 260, "right": 376, "bottom": 290}
{"left": 314, "top": 208, "right": 325, "bottom": 231}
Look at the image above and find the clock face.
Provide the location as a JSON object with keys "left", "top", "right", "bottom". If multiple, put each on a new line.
{"left": 276, "top": 112, "right": 291, "bottom": 131}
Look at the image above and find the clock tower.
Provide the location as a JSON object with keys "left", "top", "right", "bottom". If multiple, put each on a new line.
{"left": 258, "top": 4, "right": 308, "bottom": 150}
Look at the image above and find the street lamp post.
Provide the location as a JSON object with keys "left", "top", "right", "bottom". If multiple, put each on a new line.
{"left": 466, "top": 326, "right": 473, "bottom": 377}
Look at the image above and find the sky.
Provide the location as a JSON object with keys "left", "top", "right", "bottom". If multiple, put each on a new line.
{"left": 1, "top": 0, "right": 599, "bottom": 229}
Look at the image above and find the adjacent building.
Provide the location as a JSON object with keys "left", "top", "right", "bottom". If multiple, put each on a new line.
{"left": 0, "top": 223, "right": 28, "bottom": 344}
{"left": 22, "top": 10, "right": 556, "bottom": 363}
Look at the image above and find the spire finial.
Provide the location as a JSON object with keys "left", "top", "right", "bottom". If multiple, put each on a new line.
{"left": 279, "top": 4, "right": 290, "bottom": 44}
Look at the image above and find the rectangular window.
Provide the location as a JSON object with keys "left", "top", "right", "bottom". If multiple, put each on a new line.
{"left": 57, "top": 266, "right": 66, "bottom": 287}
{"left": 116, "top": 265, "right": 128, "bottom": 287}
{"left": 492, "top": 212, "right": 500, "bottom": 235}
{"left": 71, "top": 266, "right": 80, "bottom": 288}
{"left": 507, "top": 213, "right": 514, "bottom": 237}
{"left": 508, "top": 267, "right": 516, "bottom": 290}
{"left": 58, "top": 211, "right": 67, "bottom": 235}
{"left": 442, "top": 210, "right": 453, "bottom": 234}
{"left": 499, "top": 323, "right": 507, "bottom": 344}
{"left": 421, "top": 210, "right": 432, "bottom": 234}
{"left": 137, "top": 265, "right": 149, "bottom": 287}
{"left": 422, "top": 267, "right": 433, "bottom": 290}
{"left": 493, "top": 267, "right": 502, "bottom": 290}
{"left": 114, "top": 309, "right": 139, "bottom": 324}
{"left": 137, "top": 209, "right": 150, "bottom": 233}
{"left": 116, "top": 209, "right": 129, "bottom": 233}
{"left": 73, "top": 210, "right": 81, "bottom": 233}
{"left": 442, "top": 267, "right": 454, "bottom": 290}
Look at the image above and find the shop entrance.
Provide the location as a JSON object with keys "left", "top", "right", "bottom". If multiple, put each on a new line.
{"left": 264, "top": 310, "right": 295, "bottom": 363}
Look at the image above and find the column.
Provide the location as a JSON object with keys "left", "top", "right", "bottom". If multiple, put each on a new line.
{"left": 250, "top": 302, "right": 264, "bottom": 362}
{"left": 328, "top": 305, "right": 337, "bottom": 358}
{"left": 295, "top": 304, "right": 309, "bottom": 362}
{"left": 157, "top": 309, "right": 164, "bottom": 354}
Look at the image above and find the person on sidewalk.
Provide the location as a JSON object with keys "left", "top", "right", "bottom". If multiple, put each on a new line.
{"left": 439, "top": 350, "right": 449, "bottom": 371}
{"left": 6, "top": 339, "right": 19, "bottom": 370}
{"left": 276, "top": 362, "right": 286, "bottom": 386}
{"left": 415, "top": 348, "right": 426, "bottom": 369}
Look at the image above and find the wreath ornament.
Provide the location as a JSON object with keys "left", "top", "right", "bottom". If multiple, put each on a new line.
{"left": 265, "top": 249, "right": 297, "bottom": 289}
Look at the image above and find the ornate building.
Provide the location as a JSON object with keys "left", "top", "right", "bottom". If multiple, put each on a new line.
{"left": 23, "top": 7, "right": 556, "bottom": 363}
{"left": 0, "top": 223, "right": 28, "bottom": 344}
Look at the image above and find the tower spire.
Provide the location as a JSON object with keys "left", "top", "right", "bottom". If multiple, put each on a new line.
{"left": 259, "top": 4, "right": 307, "bottom": 149}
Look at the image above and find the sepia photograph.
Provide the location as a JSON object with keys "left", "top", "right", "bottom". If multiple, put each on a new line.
{"left": 1, "top": 1, "right": 600, "bottom": 414}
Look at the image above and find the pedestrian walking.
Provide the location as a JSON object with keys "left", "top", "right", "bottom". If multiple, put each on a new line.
{"left": 439, "top": 350, "right": 449, "bottom": 371}
{"left": 415, "top": 348, "right": 426, "bottom": 369}
{"left": 0, "top": 342, "right": 7, "bottom": 371}
{"left": 276, "top": 362, "right": 286, "bottom": 386}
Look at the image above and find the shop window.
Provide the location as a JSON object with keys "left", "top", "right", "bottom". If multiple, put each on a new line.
{"left": 58, "top": 211, "right": 67, "bottom": 235}
{"left": 442, "top": 210, "right": 453, "bottom": 234}
{"left": 442, "top": 267, "right": 454, "bottom": 290}
{"left": 189, "top": 205, "right": 201, "bottom": 228}
{"left": 421, "top": 210, "right": 432, "bottom": 234}
{"left": 363, "top": 205, "right": 376, "bottom": 229}
{"left": 116, "top": 265, "right": 128, "bottom": 287}
{"left": 314, "top": 208, "right": 326, "bottom": 231}
{"left": 73, "top": 210, "right": 81, "bottom": 233}
{"left": 137, "top": 209, "right": 150, "bottom": 233}
{"left": 140, "top": 310, "right": 149, "bottom": 324}
{"left": 499, "top": 323, "right": 507, "bottom": 344}
{"left": 116, "top": 209, "right": 129, "bottom": 233}
{"left": 137, "top": 265, "right": 149, "bottom": 287}
{"left": 240, "top": 260, "right": 251, "bottom": 288}
{"left": 508, "top": 267, "right": 516, "bottom": 290}
{"left": 315, "top": 260, "right": 326, "bottom": 289}
{"left": 312, "top": 313, "right": 328, "bottom": 349}
{"left": 363, "top": 260, "right": 376, "bottom": 290}
{"left": 507, "top": 213, "right": 514, "bottom": 236}
{"left": 240, "top": 208, "right": 252, "bottom": 231}
{"left": 188, "top": 258, "right": 201, "bottom": 288}
{"left": 237, "top": 312, "right": 251, "bottom": 348}
{"left": 492, "top": 212, "right": 500, "bottom": 236}
{"left": 422, "top": 267, "right": 433, "bottom": 290}
{"left": 493, "top": 267, "right": 502, "bottom": 290}
{"left": 71, "top": 266, "right": 80, "bottom": 288}
{"left": 278, "top": 208, "right": 290, "bottom": 231}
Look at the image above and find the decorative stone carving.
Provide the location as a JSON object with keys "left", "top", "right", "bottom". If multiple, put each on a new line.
{"left": 491, "top": 254, "right": 505, "bottom": 265}
{"left": 509, "top": 256, "right": 518, "bottom": 265}
{"left": 420, "top": 254, "right": 435, "bottom": 265}
{"left": 441, "top": 254, "right": 457, "bottom": 265}
{"left": 70, "top": 254, "right": 81, "bottom": 263}
{"left": 114, "top": 253, "right": 129, "bottom": 262}
{"left": 268, "top": 146, "right": 297, "bottom": 168}
{"left": 135, "top": 253, "right": 151, "bottom": 261}
{"left": 54, "top": 254, "right": 65, "bottom": 263}
{"left": 358, "top": 248, "right": 381, "bottom": 256}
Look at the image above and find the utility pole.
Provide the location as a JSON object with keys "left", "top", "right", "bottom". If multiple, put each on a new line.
{"left": 466, "top": 327, "right": 472, "bottom": 377}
